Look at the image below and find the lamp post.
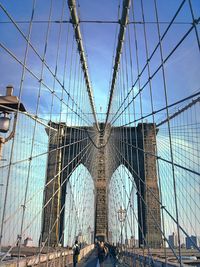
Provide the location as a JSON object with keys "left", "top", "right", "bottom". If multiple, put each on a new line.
{"left": 0, "top": 85, "right": 26, "bottom": 160}
{"left": 87, "top": 225, "right": 91, "bottom": 244}
{"left": 117, "top": 206, "right": 126, "bottom": 250}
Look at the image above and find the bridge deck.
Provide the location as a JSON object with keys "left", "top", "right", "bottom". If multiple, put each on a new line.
{"left": 71, "top": 251, "right": 117, "bottom": 267}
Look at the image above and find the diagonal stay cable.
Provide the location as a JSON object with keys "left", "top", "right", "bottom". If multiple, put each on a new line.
{"left": 110, "top": 19, "right": 199, "bottom": 126}
{"left": 0, "top": 3, "right": 92, "bottom": 126}
{"left": 109, "top": 140, "right": 200, "bottom": 252}
{"left": 117, "top": 90, "right": 200, "bottom": 127}
{"left": 157, "top": 96, "right": 200, "bottom": 127}
{"left": 108, "top": 141, "right": 181, "bottom": 260}
{"left": 0, "top": 140, "right": 93, "bottom": 262}
{"left": 107, "top": 0, "right": 187, "bottom": 123}
{"left": 0, "top": 43, "right": 94, "bottom": 127}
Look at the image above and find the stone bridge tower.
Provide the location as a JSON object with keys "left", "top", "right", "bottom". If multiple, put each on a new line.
{"left": 41, "top": 122, "right": 162, "bottom": 248}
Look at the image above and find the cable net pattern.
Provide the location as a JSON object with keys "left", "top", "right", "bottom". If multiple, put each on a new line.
{"left": 0, "top": 0, "right": 97, "bottom": 263}
{"left": 0, "top": 0, "right": 199, "bottom": 266}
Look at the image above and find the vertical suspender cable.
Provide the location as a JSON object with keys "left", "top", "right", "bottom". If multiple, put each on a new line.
{"left": 67, "top": 0, "right": 99, "bottom": 131}
{"left": 105, "top": 0, "right": 131, "bottom": 126}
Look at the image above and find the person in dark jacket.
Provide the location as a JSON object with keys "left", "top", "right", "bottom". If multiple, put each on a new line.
{"left": 97, "top": 241, "right": 107, "bottom": 267}
{"left": 72, "top": 240, "right": 80, "bottom": 267}
{"left": 110, "top": 244, "right": 118, "bottom": 266}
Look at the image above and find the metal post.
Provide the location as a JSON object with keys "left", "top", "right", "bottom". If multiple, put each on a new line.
{"left": 117, "top": 206, "right": 126, "bottom": 252}
{"left": 0, "top": 137, "right": 5, "bottom": 161}
{"left": 121, "top": 221, "right": 123, "bottom": 250}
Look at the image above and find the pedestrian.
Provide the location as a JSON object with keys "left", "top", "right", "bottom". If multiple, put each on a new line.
{"left": 72, "top": 240, "right": 80, "bottom": 267}
{"left": 97, "top": 241, "right": 107, "bottom": 267}
{"left": 110, "top": 243, "right": 118, "bottom": 267}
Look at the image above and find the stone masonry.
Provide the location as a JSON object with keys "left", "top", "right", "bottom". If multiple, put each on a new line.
{"left": 41, "top": 124, "right": 64, "bottom": 245}
{"left": 142, "top": 123, "right": 162, "bottom": 248}
{"left": 94, "top": 128, "right": 107, "bottom": 241}
{"left": 42, "top": 123, "right": 162, "bottom": 248}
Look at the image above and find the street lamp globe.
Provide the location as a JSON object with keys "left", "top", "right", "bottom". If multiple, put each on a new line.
{"left": 0, "top": 85, "right": 26, "bottom": 160}
{"left": 117, "top": 206, "right": 126, "bottom": 222}
{"left": 0, "top": 113, "right": 11, "bottom": 133}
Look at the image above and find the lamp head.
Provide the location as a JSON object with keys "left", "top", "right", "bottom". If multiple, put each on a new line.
{"left": 0, "top": 112, "right": 11, "bottom": 133}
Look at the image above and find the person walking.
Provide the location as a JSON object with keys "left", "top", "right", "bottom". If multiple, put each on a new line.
{"left": 72, "top": 240, "right": 80, "bottom": 267}
{"left": 110, "top": 244, "right": 118, "bottom": 267}
{"left": 97, "top": 241, "right": 107, "bottom": 267}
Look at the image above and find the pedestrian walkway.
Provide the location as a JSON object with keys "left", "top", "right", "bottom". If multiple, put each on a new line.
{"left": 78, "top": 250, "right": 97, "bottom": 267}
{"left": 68, "top": 250, "right": 121, "bottom": 267}
{"left": 68, "top": 249, "right": 129, "bottom": 267}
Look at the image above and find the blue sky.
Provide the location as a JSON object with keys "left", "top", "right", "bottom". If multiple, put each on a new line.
{"left": 1, "top": 0, "right": 199, "bottom": 118}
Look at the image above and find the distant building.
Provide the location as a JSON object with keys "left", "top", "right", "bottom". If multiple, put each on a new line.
{"left": 186, "top": 235, "right": 197, "bottom": 249}
{"left": 168, "top": 232, "right": 178, "bottom": 248}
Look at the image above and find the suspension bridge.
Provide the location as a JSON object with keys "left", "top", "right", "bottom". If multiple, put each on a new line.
{"left": 0, "top": 0, "right": 200, "bottom": 266}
